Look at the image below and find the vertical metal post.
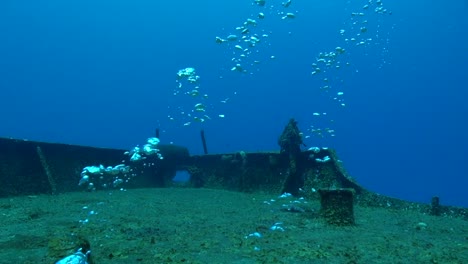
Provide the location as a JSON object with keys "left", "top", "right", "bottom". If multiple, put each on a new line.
{"left": 200, "top": 130, "right": 208, "bottom": 155}
{"left": 430, "top": 196, "right": 441, "bottom": 216}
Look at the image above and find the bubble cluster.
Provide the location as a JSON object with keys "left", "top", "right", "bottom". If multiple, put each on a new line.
{"left": 215, "top": 0, "right": 298, "bottom": 75}
{"left": 124, "top": 137, "right": 163, "bottom": 161}
{"left": 170, "top": 67, "right": 210, "bottom": 126}
{"left": 78, "top": 137, "right": 163, "bottom": 191}
{"left": 305, "top": 0, "right": 392, "bottom": 139}
{"left": 78, "top": 164, "right": 131, "bottom": 190}
{"left": 167, "top": 1, "right": 393, "bottom": 141}
{"left": 305, "top": 112, "right": 336, "bottom": 139}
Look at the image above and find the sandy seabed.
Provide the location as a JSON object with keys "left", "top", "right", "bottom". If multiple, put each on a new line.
{"left": 0, "top": 188, "right": 466, "bottom": 264}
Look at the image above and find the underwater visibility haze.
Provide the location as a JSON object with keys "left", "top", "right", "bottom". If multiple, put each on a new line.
{"left": 1, "top": 0, "right": 467, "bottom": 207}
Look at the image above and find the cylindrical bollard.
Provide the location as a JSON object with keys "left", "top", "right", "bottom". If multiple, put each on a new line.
{"left": 318, "top": 188, "right": 355, "bottom": 226}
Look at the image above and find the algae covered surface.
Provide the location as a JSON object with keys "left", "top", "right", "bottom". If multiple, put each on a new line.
{"left": 0, "top": 188, "right": 466, "bottom": 263}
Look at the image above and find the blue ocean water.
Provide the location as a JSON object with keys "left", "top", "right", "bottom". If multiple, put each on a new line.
{"left": 1, "top": 0, "right": 467, "bottom": 207}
